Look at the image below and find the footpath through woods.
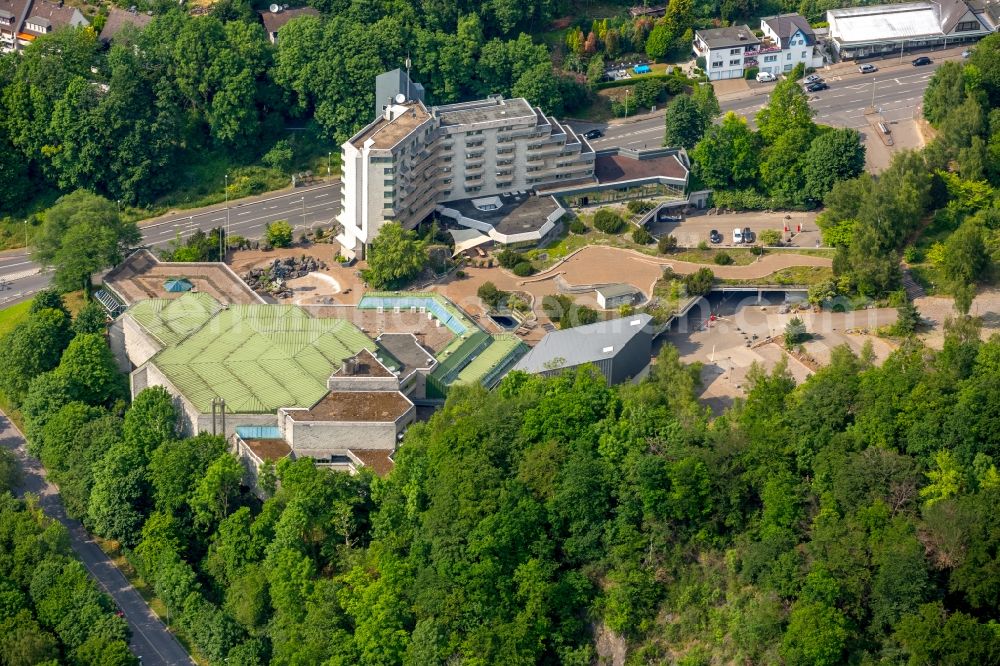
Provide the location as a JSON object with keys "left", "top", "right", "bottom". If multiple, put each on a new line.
{"left": 0, "top": 411, "right": 193, "bottom": 666}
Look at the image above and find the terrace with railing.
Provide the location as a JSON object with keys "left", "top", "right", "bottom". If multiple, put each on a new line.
{"left": 744, "top": 41, "right": 782, "bottom": 57}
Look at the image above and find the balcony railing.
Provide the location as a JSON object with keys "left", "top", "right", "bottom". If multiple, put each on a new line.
{"left": 744, "top": 45, "right": 781, "bottom": 57}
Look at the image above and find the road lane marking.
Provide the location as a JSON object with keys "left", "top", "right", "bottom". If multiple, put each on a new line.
{"left": 0, "top": 267, "right": 41, "bottom": 282}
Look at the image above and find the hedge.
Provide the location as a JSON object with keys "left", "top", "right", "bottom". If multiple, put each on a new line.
{"left": 595, "top": 73, "right": 673, "bottom": 91}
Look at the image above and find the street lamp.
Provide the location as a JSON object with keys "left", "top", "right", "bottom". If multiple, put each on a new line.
{"left": 624, "top": 89, "right": 631, "bottom": 120}
{"left": 23, "top": 220, "right": 27, "bottom": 250}
{"left": 327, "top": 151, "right": 332, "bottom": 177}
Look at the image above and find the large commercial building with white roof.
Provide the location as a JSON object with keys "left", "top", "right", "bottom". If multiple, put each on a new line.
{"left": 827, "top": 0, "right": 995, "bottom": 60}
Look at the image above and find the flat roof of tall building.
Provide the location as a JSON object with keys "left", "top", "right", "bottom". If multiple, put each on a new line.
{"left": 331, "top": 348, "right": 395, "bottom": 378}
{"left": 350, "top": 101, "right": 430, "bottom": 150}
{"left": 433, "top": 96, "right": 536, "bottom": 126}
{"left": 147, "top": 304, "right": 375, "bottom": 414}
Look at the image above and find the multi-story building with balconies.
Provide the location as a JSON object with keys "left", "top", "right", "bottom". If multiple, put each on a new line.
{"left": 693, "top": 25, "right": 760, "bottom": 81}
{"left": 336, "top": 80, "right": 597, "bottom": 256}
{"left": 693, "top": 15, "right": 821, "bottom": 80}
{"left": 759, "top": 14, "right": 820, "bottom": 75}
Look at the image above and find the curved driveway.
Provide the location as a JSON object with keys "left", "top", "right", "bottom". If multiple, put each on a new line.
{"left": 436, "top": 244, "right": 832, "bottom": 326}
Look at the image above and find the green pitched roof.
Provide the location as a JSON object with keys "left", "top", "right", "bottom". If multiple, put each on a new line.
{"left": 128, "top": 292, "right": 223, "bottom": 347}
{"left": 453, "top": 334, "right": 528, "bottom": 387}
{"left": 149, "top": 304, "right": 375, "bottom": 414}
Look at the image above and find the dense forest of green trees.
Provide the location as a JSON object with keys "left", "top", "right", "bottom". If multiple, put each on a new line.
{"left": 0, "top": 0, "right": 589, "bottom": 214}
{"left": 0, "top": 0, "right": 900, "bottom": 217}
{"left": 3, "top": 287, "right": 1000, "bottom": 663}
{"left": 0, "top": 444, "right": 136, "bottom": 665}
{"left": 687, "top": 65, "right": 866, "bottom": 210}
{"left": 818, "top": 33, "right": 1000, "bottom": 300}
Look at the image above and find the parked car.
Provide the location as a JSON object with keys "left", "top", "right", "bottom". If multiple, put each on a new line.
{"left": 912, "top": 56, "right": 932, "bottom": 66}
{"left": 806, "top": 82, "right": 829, "bottom": 92}
{"left": 804, "top": 74, "right": 823, "bottom": 84}
{"left": 709, "top": 229, "right": 723, "bottom": 244}
{"left": 756, "top": 71, "right": 776, "bottom": 83}
{"left": 732, "top": 228, "right": 744, "bottom": 244}
{"left": 962, "top": 49, "right": 973, "bottom": 58}
{"left": 858, "top": 63, "right": 878, "bottom": 73}
{"left": 583, "top": 128, "right": 603, "bottom": 139}
{"left": 743, "top": 227, "right": 755, "bottom": 243}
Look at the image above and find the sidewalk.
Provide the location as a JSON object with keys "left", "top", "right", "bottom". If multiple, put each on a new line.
{"left": 0, "top": 411, "right": 193, "bottom": 666}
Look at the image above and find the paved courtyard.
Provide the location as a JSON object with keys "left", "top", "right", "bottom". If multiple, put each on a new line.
{"left": 661, "top": 298, "right": 899, "bottom": 413}
{"left": 647, "top": 210, "right": 823, "bottom": 248}
{"left": 434, "top": 245, "right": 833, "bottom": 331}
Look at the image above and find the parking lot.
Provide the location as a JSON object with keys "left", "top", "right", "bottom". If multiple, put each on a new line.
{"left": 646, "top": 210, "right": 824, "bottom": 248}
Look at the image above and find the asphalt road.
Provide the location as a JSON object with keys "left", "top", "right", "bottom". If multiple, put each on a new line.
{"left": 0, "top": 411, "right": 193, "bottom": 665}
{"left": 571, "top": 55, "right": 953, "bottom": 149}
{"left": 0, "top": 54, "right": 959, "bottom": 309}
{"left": 0, "top": 181, "right": 343, "bottom": 308}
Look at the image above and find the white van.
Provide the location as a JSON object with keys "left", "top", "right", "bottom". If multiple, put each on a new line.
{"left": 756, "top": 71, "right": 776, "bottom": 83}
{"left": 733, "top": 228, "right": 744, "bottom": 244}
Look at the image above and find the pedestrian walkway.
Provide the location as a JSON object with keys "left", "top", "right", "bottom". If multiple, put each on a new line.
{"left": 0, "top": 411, "right": 193, "bottom": 666}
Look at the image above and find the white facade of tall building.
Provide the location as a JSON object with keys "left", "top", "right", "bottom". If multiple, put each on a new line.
{"left": 336, "top": 95, "right": 597, "bottom": 256}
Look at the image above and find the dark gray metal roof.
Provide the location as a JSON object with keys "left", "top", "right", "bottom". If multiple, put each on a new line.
{"left": 514, "top": 314, "right": 653, "bottom": 373}
{"left": 695, "top": 25, "right": 760, "bottom": 49}
{"left": 762, "top": 13, "right": 816, "bottom": 45}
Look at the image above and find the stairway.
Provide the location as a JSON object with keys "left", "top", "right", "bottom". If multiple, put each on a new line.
{"left": 901, "top": 268, "right": 926, "bottom": 300}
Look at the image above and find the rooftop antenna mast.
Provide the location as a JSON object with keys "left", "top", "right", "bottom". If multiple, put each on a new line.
{"left": 405, "top": 54, "right": 412, "bottom": 101}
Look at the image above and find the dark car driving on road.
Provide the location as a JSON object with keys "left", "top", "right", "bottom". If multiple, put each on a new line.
{"left": 583, "top": 129, "right": 603, "bottom": 139}
{"left": 912, "top": 56, "right": 932, "bottom": 66}
{"left": 806, "top": 82, "right": 829, "bottom": 92}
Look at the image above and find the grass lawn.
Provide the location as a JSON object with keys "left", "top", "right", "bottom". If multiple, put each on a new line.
{"left": 0, "top": 289, "right": 85, "bottom": 337}
{"left": 0, "top": 300, "right": 33, "bottom": 338}
{"left": 721, "top": 265, "right": 834, "bottom": 287}
{"left": 528, "top": 224, "right": 832, "bottom": 273}
{"left": 673, "top": 248, "right": 758, "bottom": 266}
